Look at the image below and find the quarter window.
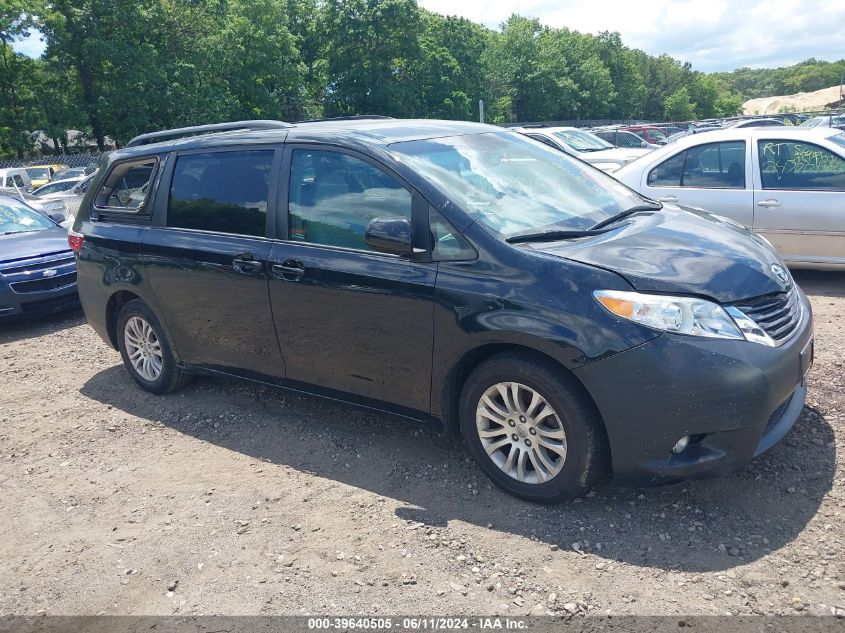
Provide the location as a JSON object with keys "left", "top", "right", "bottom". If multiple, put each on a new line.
{"left": 94, "top": 158, "right": 157, "bottom": 211}
{"left": 167, "top": 150, "right": 273, "bottom": 237}
{"left": 758, "top": 140, "right": 845, "bottom": 191}
{"left": 288, "top": 150, "right": 411, "bottom": 251}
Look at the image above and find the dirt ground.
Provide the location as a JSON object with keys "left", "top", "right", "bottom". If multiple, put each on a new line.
{"left": 1, "top": 270, "right": 843, "bottom": 617}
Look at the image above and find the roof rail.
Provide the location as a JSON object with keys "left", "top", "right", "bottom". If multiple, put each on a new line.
{"left": 292, "top": 115, "right": 394, "bottom": 123}
{"left": 126, "top": 120, "right": 291, "bottom": 147}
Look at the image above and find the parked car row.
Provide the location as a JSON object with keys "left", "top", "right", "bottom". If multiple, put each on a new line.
{"left": 512, "top": 125, "right": 651, "bottom": 172}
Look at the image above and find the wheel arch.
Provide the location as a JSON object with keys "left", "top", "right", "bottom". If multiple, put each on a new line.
{"left": 437, "top": 343, "right": 612, "bottom": 474}
{"left": 105, "top": 290, "right": 143, "bottom": 350}
{"left": 105, "top": 289, "right": 176, "bottom": 360}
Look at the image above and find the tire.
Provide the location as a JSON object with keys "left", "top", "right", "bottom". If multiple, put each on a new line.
{"left": 117, "top": 299, "right": 192, "bottom": 394}
{"left": 459, "top": 352, "right": 605, "bottom": 503}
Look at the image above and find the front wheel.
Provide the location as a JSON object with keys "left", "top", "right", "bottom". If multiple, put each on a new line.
{"left": 459, "top": 353, "right": 606, "bottom": 503}
{"left": 117, "top": 299, "right": 192, "bottom": 394}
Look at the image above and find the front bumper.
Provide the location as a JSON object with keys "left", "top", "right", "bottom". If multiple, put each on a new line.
{"left": 573, "top": 288, "right": 813, "bottom": 485}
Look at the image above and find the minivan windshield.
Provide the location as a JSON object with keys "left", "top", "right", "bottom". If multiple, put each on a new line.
{"left": 552, "top": 130, "right": 613, "bottom": 152}
{"left": 0, "top": 198, "right": 53, "bottom": 235}
{"left": 391, "top": 132, "right": 646, "bottom": 238}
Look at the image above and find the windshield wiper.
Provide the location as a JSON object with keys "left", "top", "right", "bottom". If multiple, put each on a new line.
{"left": 506, "top": 228, "right": 612, "bottom": 244}
{"left": 588, "top": 203, "right": 662, "bottom": 231}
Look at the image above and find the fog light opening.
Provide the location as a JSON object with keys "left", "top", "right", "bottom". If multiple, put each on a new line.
{"left": 672, "top": 436, "right": 690, "bottom": 455}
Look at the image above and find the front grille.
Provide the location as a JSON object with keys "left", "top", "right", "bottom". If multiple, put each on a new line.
{"left": 10, "top": 272, "right": 76, "bottom": 294}
{"left": 0, "top": 251, "right": 77, "bottom": 295}
{"left": 730, "top": 285, "right": 801, "bottom": 344}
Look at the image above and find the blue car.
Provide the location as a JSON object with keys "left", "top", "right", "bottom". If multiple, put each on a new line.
{"left": 0, "top": 195, "right": 79, "bottom": 318}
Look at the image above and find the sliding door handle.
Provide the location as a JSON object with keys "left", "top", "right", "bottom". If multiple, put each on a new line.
{"left": 271, "top": 260, "right": 305, "bottom": 281}
{"left": 232, "top": 253, "right": 263, "bottom": 275}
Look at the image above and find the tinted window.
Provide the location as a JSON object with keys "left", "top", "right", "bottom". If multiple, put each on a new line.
{"left": 168, "top": 150, "right": 273, "bottom": 236}
{"left": 647, "top": 151, "right": 685, "bottom": 186}
{"left": 94, "top": 159, "right": 157, "bottom": 210}
{"left": 288, "top": 150, "right": 411, "bottom": 251}
{"left": 13, "top": 174, "right": 25, "bottom": 187}
{"left": 682, "top": 141, "right": 746, "bottom": 188}
{"left": 758, "top": 140, "right": 845, "bottom": 191}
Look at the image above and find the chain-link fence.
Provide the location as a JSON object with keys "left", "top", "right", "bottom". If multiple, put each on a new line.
{"left": 0, "top": 154, "right": 104, "bottom": 171}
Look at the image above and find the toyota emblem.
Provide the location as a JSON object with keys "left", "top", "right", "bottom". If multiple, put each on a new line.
{"left": 771, "top": 263, "right": 789, "bottom": 286}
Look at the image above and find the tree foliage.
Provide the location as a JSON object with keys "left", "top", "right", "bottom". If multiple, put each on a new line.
{"left": 3, "top": 0, "right": 840, "bottom": 157}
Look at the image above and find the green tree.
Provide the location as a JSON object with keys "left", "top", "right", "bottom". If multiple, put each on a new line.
{"left": 0, "top": 4, "right": 42, "bottom": 157}
{"left": 322, "top": 0, "right": 421, "bottom": 117}
{"left": 663, "top": 87, "right": 697, "bottom": 121}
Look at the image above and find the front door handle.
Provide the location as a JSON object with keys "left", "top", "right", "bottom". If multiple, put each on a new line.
{"left": 757, "top": 199, "right": 782, "bottom": 208}
{"left": 232, "top": 253, "right": 263, "bottom": 275}
{"left": 657, "top": 195, "right": 679, "bottom": 203}
{"left": 271, "top": 260, "right": 305, "bottom": 281}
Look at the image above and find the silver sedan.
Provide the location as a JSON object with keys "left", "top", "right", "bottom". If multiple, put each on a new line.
{"left": 614, "top": 126, "right": 845, "bottom": 270}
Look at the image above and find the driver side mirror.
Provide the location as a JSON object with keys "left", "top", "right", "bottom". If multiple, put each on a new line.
{"left": 640, "top": 141, "right": 648, "bottom": 148}
{"left": 365, "top": 217, "right": 413, "bottom": 256}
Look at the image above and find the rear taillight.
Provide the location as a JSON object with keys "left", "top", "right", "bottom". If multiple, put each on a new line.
{"left": 68, "top": 230, "right": 84, "bottom": 253}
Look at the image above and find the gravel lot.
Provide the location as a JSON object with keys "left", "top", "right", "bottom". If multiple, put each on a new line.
{"left": 1, "top": 270, "right": 843, "bottom": 617}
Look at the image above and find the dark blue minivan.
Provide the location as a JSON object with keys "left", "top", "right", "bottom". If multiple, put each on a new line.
{"left": 70, "top": 119, "right": 813, "bottom": 502}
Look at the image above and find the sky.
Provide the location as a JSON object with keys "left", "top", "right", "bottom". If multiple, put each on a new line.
{"left": 418, "top": 0, "right": 845, "bottom": 72}
{"left": 13, "top": 0, "right": 845, "bottom": 73}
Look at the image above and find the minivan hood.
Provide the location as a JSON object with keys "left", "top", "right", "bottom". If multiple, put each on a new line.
{"left": 0, "top": 226, "right": 70, "bottom": 263}
{"left": 529, "top": 207, "right": 788, "bottom": 304}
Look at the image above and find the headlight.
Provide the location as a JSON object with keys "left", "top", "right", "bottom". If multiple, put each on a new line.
{"left": 594, "top": 290, "right": 744, "bottom": 340}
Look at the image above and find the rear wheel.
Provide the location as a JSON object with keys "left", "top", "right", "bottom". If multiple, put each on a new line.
{"left": 117, "top": 299, "right": 192, "bottom": 394}
{"left": 460, "top": 353, "right": 605, "bottom": 502}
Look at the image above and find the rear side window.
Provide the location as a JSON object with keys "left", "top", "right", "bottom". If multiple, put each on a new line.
{"left": 682, "top": 141, "right": 745, "bottom": 188}
{"left": 167, "top": 150, "right": 273, "bottom": 237}
{"left": 288, "top": 149, "right": 411, "bottom": 251}
{"left": 648, "top": 142, "right": 745, "bottom": 189}
{"left": 94, "top": 158, "right": 157, "bottom": 211}
{"left": 758, "top": 140, "right": 845, "bottom": 191}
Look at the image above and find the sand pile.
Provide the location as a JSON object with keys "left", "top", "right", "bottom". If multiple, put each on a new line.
{"left": 743, "top": 85, "right": 843, "bottom": 115}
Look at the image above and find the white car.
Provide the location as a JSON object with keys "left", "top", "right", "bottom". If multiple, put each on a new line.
{"left": 614, "top": 126, "right": 845, "bottom": 270}
{"left": 0, "top": 168, "right": 33, "bottom": 191}
{"left": 514, "top": 126, "right": 651, "bottom": 172}
{"left": 32, "top": 175, "right": 85, "bottom": 198}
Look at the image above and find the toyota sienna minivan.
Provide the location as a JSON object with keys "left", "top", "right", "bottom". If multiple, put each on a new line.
{"left": 70, "top": 118, "right": 814, "bottom": 502}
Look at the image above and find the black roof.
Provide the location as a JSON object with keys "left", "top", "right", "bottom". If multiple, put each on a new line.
{"left": 113, "top": 118, "right": 500, "bottom": 160}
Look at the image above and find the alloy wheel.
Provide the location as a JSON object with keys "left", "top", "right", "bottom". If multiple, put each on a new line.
{"left": 124, "top": 315, "right": 163, "bottom": 382}
{"left": 475, "top": 382, "right": 568, "bottom": 484}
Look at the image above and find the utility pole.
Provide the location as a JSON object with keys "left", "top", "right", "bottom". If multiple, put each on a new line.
{"left": 479, "top": 100, "right": 484, "bottom": 124}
